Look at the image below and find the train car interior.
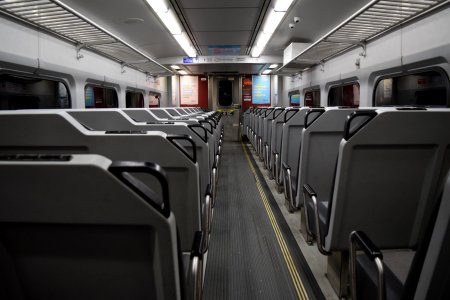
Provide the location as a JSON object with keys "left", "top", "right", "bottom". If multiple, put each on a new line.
{"left": 1, "top": 0, "right": 450, "bottom": 299}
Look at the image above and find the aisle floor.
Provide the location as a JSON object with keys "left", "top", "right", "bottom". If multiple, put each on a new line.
{"left": 202, "top": 138, "right": 324, "bottom": 300}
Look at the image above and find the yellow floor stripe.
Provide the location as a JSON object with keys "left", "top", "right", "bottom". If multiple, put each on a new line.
{"left": 242, "top": 142, "right": 309, "bottom": 300}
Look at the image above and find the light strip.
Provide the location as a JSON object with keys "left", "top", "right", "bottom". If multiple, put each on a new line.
{"left": 173, "top": 32, "right": 197, "bottom": 57}
{"left": 262, "top": 69, "right": 272, "bottom": 74}
{"left": 179, "top": 70, "right": 188, "bottom": 75}
{"left": 251, "top": 0, "right": 294, "bottom": 57}
{"left": 146, "top": 0, "right": 197, "bottom": 57}
{"left": 274, "top": 0, "right": 294, "bottom": 12}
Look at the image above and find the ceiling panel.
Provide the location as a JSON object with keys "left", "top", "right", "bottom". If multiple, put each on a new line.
{"left": 60, "top": 0, "right": 184, "bottom": 58}
{"left": 179, "top": 0, "right": 262, "bottom": 9}
{"left": 195, "top": 31, "right": 250, "bottom": 45}
{"left": 184, "top": 63, "right": 265, "bottom": 74}
{"left": 184, "top": 8, "right": 258, "bottom": 31}
{"left": 198, "top": 46, "right": 248, "bottom": 55}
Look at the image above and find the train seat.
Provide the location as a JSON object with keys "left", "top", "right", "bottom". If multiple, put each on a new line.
{"left": 67, "top": 109, "right": 214, "bottom": 232}
{"left": 256, "top": 107, "right": 273, "bottom": 160}
{"left": 280, "top": 107, "right": 312, "bottom": 212}
{"left": 298, "top": 107, "right": 358, "bottom": 240}
{"left": 269, "top": 107, "right": 289, "bottom": 186}
{"left": 350, "top": 168, "right": 450, "bottom": 300}
{"left": 262, "top": 107, "right": 284, "bottom": 170}
{"left": 0, "top": 154, "right": 203, "bottom": 300}
{"left": 0, "top": 111, "right": 204, "bottom": 254}
{"left": 303, "top": 108, "right": 450, "bottom": 255}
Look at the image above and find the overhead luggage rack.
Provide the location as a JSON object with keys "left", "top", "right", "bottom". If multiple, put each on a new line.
{"left": 277, "top": 0, "right": 449, "bottom": 75}
{"left": 0, "top": 0, "right": 172, "bottom": 76}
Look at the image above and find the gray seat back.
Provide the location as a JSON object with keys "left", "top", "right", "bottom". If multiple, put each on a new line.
{"left": 296, "top": 108, "right": 357, "bottom": 207}
{"left": 68, "top": 109, "right": 211, "bottom": 197}
{"left": 124, "top": 109, "right": 217, "bottom": 170}
{"left": 269, "top": 108, "right": 288, "bottom": 173}
{"left": 326, "top": 108, "right": 450, "bottom": 251}
{"left": 280, "top": 107, "right": 311, "bottom": 181}
{"left": 413, "top": 171, "right": 450, "bottom": 299}
{"left": 0, "top": 111, "right": 201, "bottom": 252}
{"left": 0, "top": 154, "right": 181, "bottom": 300}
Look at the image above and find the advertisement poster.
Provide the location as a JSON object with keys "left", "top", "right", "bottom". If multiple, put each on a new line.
{"left": 180, "top": 75, "right": 199, "bottom": 105}
{"left": 252, "top": 75, "right": 270, "bottom": 104}
{"left": 242, "top": 75, "right": 252, "bottom": 102}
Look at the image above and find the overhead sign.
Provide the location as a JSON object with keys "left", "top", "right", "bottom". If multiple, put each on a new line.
{"left": 180, "top": 76, "right": 199, "bottom": 105}
{"left": 252, "top": 75, "right": 271, "bottom": 105}
{"left": 183, "top": 57, "right": 194, "bottom": 64}
{"left": 208, "top": 45, "right": 241, "bottom": 55}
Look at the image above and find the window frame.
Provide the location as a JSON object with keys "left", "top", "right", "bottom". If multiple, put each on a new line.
{"left": 288, "top": 89, "right": 301, "bottom": 106}
{"left": 303, "top": 86, "right": 321, "bottom": 107}
{"left": 372, "top": 67, "right": 450, "bottom": 107}
{"left": 0, "top": 71, "right": 72, "bottom": 109}
{"left": 327, "top": 81, "right": 360, "bottom": 107}
{"left": 84, "top": 83, "right": 118, "bottom": 109}
{"left": 125, "top": 88, "right": 145, "bottom": 108}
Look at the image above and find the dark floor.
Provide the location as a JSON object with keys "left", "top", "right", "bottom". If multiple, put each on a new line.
{"left": 202, "top": 118, "right": 323, "bottom": 300}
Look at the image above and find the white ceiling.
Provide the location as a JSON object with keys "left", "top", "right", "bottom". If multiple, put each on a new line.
{"left": 58, "top": 0, "right": 373, "bottom": 74}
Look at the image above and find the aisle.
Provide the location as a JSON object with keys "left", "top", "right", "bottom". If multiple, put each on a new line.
{"left": 202, "top": 137, "right": 324, "bottom": 300}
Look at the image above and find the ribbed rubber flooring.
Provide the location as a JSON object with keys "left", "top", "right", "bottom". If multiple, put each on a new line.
{"left": 203, "top": 136, "right": 322, "bottom": 300}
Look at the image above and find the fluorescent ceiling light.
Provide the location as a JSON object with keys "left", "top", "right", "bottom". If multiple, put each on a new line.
{"left": 269, "top": 64, "right": 278, "bottom": 69}
{"left": 274, "top": 0, "right": 294, "bottom": 12}
{"left": 251, "top": 1, "right": 292, "bottom": 57}
{"left": 146, "top": 0, "right": 168, "bottom": 13}
{"left": 251, "top": 46, "right": 263, "bottom": 58}
{"left": 255, "top": 32, "right": 272, "bottom": 48}
{"left": 179, "top": 70, "right": 188, "bottom": 75}
{"left": 158, "top": 9, "right": 182, "bottom": 35}
{"left": 263, "top": 69, "right": 272, "bottom": 74}
{"left": 263, "top": 10, "right": 284, "bottom": 34}
{"left": 173, "top": 32, "right": 197, "bottom": 57}
{"left": 171, "top": 65, "right": 181, "bottom": 70}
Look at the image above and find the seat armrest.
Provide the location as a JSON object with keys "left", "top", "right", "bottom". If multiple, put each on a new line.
{"left": 349, "top": 230, "right": 386, "bottom": 300}
{"left": 302, "top": 184, "right": 330, "bottom": 255}
{"left": 187, "top": 231, "right": 204, "bottom": 300}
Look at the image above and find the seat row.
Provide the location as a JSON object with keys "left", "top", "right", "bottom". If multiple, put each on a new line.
{"left": 0, "top": 107, "right": 223, "bottom": 300}
{"left": 242, "top": 106, "right": 450, "bottom": 299}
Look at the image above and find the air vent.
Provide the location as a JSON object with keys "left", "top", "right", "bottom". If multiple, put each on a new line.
{"left": 0, "top": 0, "right": 172, "bottom": 76}
{"left": 278, "top": 0, "right": 448, "bottom": 75}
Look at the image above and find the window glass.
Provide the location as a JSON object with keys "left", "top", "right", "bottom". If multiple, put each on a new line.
{"left": 328, "top": 83, "right": 360, "bottom": 107}
{"left": 374, "top": 71, "right": 448, "bottom": 107}
{"left": 126, "top": 91, "right": 144, "bottom": 108}
{"left": 0, "top": 74, "right": 70, "bottom": 110}
{"left": 85, "top": 85, "right": 118, "bottom": 108}
{"left": 304, "top": 89, "right": 321, "bottom": 107}
{"left": 149, "top": 93, "right": 160, "bottom": 107}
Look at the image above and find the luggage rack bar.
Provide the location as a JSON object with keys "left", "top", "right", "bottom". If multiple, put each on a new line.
{"left": 277, "top": 0, "right": 449, "bottom": 75}
{"left": 0, "top": 0, "right": 172, "bottom": 76}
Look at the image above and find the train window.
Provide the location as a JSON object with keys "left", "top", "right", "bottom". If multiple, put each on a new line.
{"left": 304, "top": 89, "right": 321, "bottom": 107}
{"left": 328, "top": 83, "right": 360, "bottom": 107}
{"left": 126, "top": 90, "right": 144, "bottom": 108}
{"left": 0, "top": 74, "right": 70, "bottom": 110}
{"left": 289, "top": 90, "right": 300, "bottom": 106}
{"left": 374, "top": 70, "right": 449, "bottom": 107}
{"left": 85, "top": 85, "right": 118, "bottom": 108}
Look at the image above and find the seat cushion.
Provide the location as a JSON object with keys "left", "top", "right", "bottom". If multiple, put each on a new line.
{"left": 356, "top": 250, "right": 415, "bottom": 300}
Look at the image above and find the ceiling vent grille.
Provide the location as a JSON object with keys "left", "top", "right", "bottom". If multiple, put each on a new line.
{"left": 0, "top": 0, "right": 172, "bottom": 76}
{"left": 277, "top": 0, "right": 448, "bottom": 75}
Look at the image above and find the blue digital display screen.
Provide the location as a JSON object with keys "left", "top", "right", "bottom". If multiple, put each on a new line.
{"left": 290, "top": 94, "right": 300, "bottom": 105}
{"left": 252, "top": 75, "right": 270, "bottom": 104}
